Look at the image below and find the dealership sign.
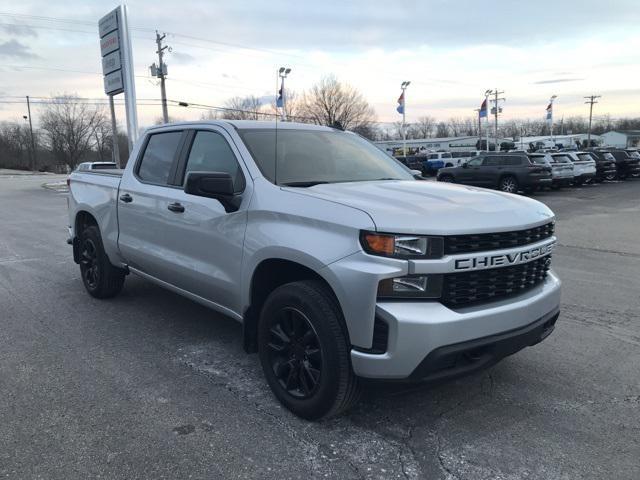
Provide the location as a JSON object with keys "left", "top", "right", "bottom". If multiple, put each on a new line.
{"left": 98, "top": 9, "right": 124, "bottom": 95}
{"left": 98, "top": 5, "right": 139, "bottom": 149}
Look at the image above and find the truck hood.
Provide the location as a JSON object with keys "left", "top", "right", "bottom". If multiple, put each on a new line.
{"left": 288, "top": 180, "right": 554, "bottom": 235}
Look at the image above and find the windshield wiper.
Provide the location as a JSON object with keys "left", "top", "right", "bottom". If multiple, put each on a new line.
{"left": 280, "top": 181, "right": 331, "bottom": 187}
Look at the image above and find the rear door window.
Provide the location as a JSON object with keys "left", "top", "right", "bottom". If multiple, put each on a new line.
{"left": 503, "top": 156, "right": 522, "bottom": 166}
{"left": 137, "top": 131, "right": 183, "bottom": 185}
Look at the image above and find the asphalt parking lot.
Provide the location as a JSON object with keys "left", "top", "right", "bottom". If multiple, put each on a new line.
{"left": 1, "top": 174, "right": 638, "bottom": 480}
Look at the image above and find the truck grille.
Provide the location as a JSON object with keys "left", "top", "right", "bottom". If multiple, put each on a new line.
{"left": 444, "top": 222, "right": 554, "bottom": 255}
{"left": 442, "top": 256, "right": 551, "bottom": 308}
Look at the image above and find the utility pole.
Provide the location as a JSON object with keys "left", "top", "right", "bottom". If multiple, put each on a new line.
{"left": 152, "top": 31, "right": 169, "bottom": 123}
{"left": 108, "top": 96, "right": 121, "bottom": 167}
{"left": 584, "top": 95, "right": 601, "bottom": 148}
{"left": 25, "top": 96, "right": 36, "bottom": 170}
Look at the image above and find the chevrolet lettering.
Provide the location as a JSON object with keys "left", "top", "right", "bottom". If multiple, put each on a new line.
{"left": 454, "top": 241, "right": 556, "bottom": 271}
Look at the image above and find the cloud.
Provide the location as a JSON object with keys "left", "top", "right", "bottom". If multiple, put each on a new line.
{"left": 1, "top": 24, "right": 38, "bottom": 37}
{"left": 534, "top": 78, "right": 585, "bottom": 85}
{"left": 0, "top": 40, "right": 39, "bottom": 59}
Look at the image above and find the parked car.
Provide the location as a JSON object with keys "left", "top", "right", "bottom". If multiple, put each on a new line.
{"left": 600, "top": 149, "right": 640, "bottom": 179}
{"left": 76, "top": 161, "right": 118, "bottom": 171}
{"left": 437, "top": 152, "right": 552, "bottom": 193}
{"left": 527, "top": 153, "right": 573, "bottom": 188}
{"left": 557, "top": 152, "right": 596, "bottom": 185}
{"left": 582, "top": 151, "right": 617, "bottom": 182}
{"left": 66, "top": 120, "right": 561, "bottom": 420}
{"left": 395, "top": 155, "right": 423, "bottom": 171}
{"left": 625, "top": 148, "right": 640, "bottom": 161}
{"left": 422, "top": 152, "right": 453, "bottom": 176}
{"left": 449, "top": 151, "right": 483, "bottom": 167}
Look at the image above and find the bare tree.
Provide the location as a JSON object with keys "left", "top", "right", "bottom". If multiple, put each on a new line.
{"left": 435, "top": 122, "right": 449, "bottom": 138}
{"left": 222, "top": 95, "right": 265, "bottom": 120}
{"left": 412, "top": 116, "right": 436, "bottom": 139}
{"left": 300, "top": 75, "right": 376, "bottom": 131}
{"left": 93, "top": 115, "right": 112, "bottom": 162}
{"left": 0, "top": 122, "right": 32, "bottom": 169}
{"left": 40, "top": 95, "right": 106, "bottom": 169}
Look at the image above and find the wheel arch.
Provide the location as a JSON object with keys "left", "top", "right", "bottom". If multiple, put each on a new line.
{"left": 72, "top": 210, "right": 99, "bottom": 264}
{"left": 242, "top": 258, "right": 345, "bottom": 353}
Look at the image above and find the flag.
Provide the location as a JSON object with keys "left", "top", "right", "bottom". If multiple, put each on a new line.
{"left": 276, "top": 79, "right": 284, "bottom": 108}
{"left": 546, "top": 102, "right": 553, "bottom": 123}
{"left": 479, "top": 98, "right": 488, "bottom": 118}
{"left": 396, "top": 91, "right": 405, "bottom": 114}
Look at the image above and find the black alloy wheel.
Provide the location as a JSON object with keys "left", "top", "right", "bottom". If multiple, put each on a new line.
{"left": 77, "top": 225, "right": 126, "bottom": 298}
{"left": 266, "top": 307, "right": 322, "bottom": 399}
{"left": 258, "top": 280, "right": 361, "bottom": 420}
{"left": 80, "top": 237, "right": 100, "bottom": 290}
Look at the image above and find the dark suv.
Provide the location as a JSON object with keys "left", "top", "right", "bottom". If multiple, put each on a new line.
{"left": 585, "top": 150, "right": 618, "bottom": 181}
{"left": 608, "top": 150, "right": 640, "bottom": 179}
{"left": 436, "top": 153, "right": 552, "bottom": 193}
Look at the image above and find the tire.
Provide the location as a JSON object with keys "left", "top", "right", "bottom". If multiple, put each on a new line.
{"left": 79, "top": 225, "right": 126, "bottom": 299}
{"left": 498, "top": 175, "right": 518, "bottom": 193}
{"left": 604, "top": 172, "right": 616, "bottom": 182}
{"left": 258, "top": 280, "right": 361, "bottom": 420}
{"left": 439, "top": 174, "right": 454, "bottom": 183}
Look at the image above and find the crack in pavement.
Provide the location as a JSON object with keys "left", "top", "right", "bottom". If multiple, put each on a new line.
{"left": 556, "top": 242, "right": 640, "bottom": 258}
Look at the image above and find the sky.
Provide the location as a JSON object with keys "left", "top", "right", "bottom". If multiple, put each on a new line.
{"left": 0, "top": 0, "right": 639, "bottom": 129}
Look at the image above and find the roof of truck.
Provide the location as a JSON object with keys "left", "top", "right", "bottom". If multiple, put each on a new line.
{"left": 146, "top": 120, "right": 335, "bottom": 132}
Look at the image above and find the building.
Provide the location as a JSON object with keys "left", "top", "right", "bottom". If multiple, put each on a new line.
{"left": 601, "top": 131, "right": 640, "bottom": 148}
{"left": 374, "top": 136, "right": 511, "bottom": 155}
{"left": 518, "top": 134, "right": 603, "bottom": 150}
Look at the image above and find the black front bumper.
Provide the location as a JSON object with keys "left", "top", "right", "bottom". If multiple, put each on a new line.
{"left": 409, "top": 309, "right": 559, "bottom": 382}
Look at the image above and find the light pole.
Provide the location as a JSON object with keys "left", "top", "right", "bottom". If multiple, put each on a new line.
{"left": 548, "top": 95, "right": 557, "bottom": 145}
{"left": 278, "top": 67, "right": 291, "bottom": 121}
{"left": 400, "top": 81, "right": 410, "bottom": 156}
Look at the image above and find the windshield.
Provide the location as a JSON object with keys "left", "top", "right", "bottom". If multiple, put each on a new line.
{"left": 530, "top": 155, "right": 547, "bottom": 165}
{"left": 238, "top": 128, "right": 413, "bottom": 186}
{"left": 577, "top": 153, "right": 594, "bottom": 162}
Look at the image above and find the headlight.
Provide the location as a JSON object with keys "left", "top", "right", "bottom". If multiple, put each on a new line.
{"left": 378, "top": 274, "right": 443, "bottom": 299}
{"left": 360, "top": 231, "right": 444, "bottom": 259}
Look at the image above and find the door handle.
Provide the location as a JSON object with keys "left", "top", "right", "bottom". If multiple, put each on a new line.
{"left": 119, "top": 193, "right": 133, "bottom": 203}
{"left": 167, "top": 202, "right": 185, "bottom": 213}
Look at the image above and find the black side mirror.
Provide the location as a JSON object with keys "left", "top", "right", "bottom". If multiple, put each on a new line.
{"left": 462, "top": 163, "right": 469, "bottom": 168}
{"left": 184, "top": 171, "right": 241, "bottom": 212}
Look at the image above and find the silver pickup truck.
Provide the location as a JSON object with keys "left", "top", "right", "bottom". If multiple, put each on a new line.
{"left": 67, "top": 120, "right": 561, "bottom": 419}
